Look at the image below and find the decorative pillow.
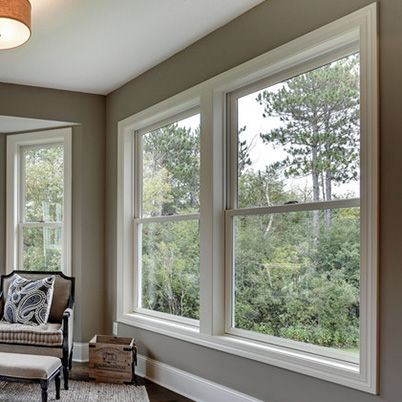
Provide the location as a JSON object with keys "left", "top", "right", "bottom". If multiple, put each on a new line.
{"left": 3, "top": 275, "right": 55, "bottom": 326}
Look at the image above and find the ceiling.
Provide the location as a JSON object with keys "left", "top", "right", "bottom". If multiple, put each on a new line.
{"left": 0, "top": 116, "right": 72, "bottom": 134}
{"left": 0, "top": 0, "right": 263, "bottom": 95}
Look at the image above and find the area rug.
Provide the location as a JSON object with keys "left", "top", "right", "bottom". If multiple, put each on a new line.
{"left": 0, "top": 380, "right": 150, "bottom": 401}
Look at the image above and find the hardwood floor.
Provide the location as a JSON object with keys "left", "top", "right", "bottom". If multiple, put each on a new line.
{"left": 70, "top": 362, "right": 194, "bottom": 402}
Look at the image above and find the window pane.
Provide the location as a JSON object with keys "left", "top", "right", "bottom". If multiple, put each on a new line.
{"left": 141, "top": 219, "right": 200, "bottom": 320}
{"left": 22, "top": 226, "right": 62, "bottom": 271}
{"left": 233, "top": 207, "right": 360, "bottom": 352}
{"left": 237, "top": 54, "right": 360, "bottom": 208}
{"left": 23, "top": 145, "right": 64, "bottom": 222}
{"left": 142, "top": 114, "right": 200, "bottom": 217}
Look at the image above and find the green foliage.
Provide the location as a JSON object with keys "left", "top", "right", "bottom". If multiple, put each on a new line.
{"left": 142, "top": 220, "right": 200, "bottom": 319}
{"left": 143, "top": 123, "right": 200, "bottom": 216}
{"left": 257, "top": 54, "right": 360, "bottom": 203}
{"left": 23, "top": 145, "right": 64, "bottom": 271}
{"left": 141, "top": 119, "right": 201, "bottom": 319}
{"left": 234, "top": 209, "right": 360, "bottom": 349}
{"left": 138, "top": 56, "right": 361, "bottom": 350}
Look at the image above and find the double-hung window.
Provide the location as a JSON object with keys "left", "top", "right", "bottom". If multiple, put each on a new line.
{"left": 133, "top": 111, "right": 201, "bottom": 326}
{"left": 7, "top": 128, "right": 72, "bottom": 273}
{"left": 226, "top": 52, "right": 362, "bottom": 358}
{"left": 117, "top": 4, "right": 378, "bottom": 393}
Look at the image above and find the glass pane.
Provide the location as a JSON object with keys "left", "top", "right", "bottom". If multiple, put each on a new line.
{"left": 233, "top": 207, "right": 360, "bottom": 353}
{"left": 142, "top": 114, "right": 200, "bottom": 217}
{"left": 141, "top": 219, "right": 200, "bottom": 320}
{"left": 22, "top": 226, "right": 62, "bottom": 271}
{"left": 23, "top": 144, "right": 64, "bottom": 222}
{"left": 237, "top": 54, "right": 360, "bottom": 208}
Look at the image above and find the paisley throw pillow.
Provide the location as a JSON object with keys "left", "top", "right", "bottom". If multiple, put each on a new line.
{"left": 3, "top": 274, "right": 55, "bottom": 326}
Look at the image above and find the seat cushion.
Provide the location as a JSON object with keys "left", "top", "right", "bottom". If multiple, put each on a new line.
{"left": 0, "top": 352, "right": 61, "bottom": 380}
{"left": 0, "top": 320, "right": 63, "bottom": 346}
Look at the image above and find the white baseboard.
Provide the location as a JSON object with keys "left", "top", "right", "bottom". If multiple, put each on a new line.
{"left": 72, "top": 342, "right": 89, "bottom": 362}
{"left": 136, "top": 354, "right": 262, "bottom": 402}
{"left": 71, "top": 342, "right": 261, "bottom": 402}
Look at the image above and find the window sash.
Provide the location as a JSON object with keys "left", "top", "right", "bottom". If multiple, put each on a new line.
{"left": 224, "top": 200, "right": 360, "bottom": 364}
{"left": 20, "top": 142, "right": 64, "bottom": 224}
{"left": 226, "top": 47, "right": 360, "bottom": 211}
{"left": 135, "top": 108, "right": 201, "bottom": 220}
{"left": 133, "top": 214, "right": 201, "bottom": 326}
{"left": 18, "top": 222, "right": 63, "bottom": 271}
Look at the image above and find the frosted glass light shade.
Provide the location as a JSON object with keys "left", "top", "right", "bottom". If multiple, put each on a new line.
{"left": 0, "top": 0, "right": 31, "bottom": 50}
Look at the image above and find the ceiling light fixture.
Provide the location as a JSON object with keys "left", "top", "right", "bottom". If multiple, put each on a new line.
{"left": 0, "top": 0, "right": 31, "bottom": 50}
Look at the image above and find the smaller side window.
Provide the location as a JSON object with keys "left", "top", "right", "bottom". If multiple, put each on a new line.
{"left": 7, "top": 128, "right": 72, "bottom": 273}
{"left": 133, "top": 112, "right": 201, "bottom": 325}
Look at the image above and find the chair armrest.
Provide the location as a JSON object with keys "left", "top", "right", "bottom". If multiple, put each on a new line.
{"left": 62, "top": 307, "right": 74, "bottom": 356}
{"left": 0, "top": 291, "right": 3, "bottom": 319}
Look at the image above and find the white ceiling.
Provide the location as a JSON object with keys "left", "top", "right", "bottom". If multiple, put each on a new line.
{"left": 0, "top": 115, "right": 72, "bottom": 134}
{"left": 0, "top": 0, "right": 263, "bottom": 95}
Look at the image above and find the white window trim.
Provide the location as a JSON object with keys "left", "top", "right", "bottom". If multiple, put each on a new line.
{"left": 117, "top": 4, "right": 378, "bottom": 393}
{"left": 6, "top": 128, "right": 73, "bottom": 275}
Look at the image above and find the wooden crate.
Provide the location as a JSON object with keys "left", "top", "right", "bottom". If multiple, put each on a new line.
{"left": 88, "top": 335, "right": 137, "bottom": 384}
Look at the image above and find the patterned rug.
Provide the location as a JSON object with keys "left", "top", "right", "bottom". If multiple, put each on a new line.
{"left": 0, "top": 380, "right": 150, "bottom": 401}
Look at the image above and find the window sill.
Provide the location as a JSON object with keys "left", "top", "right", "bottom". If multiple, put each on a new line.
{"left": 118, "top": 312, "right": 373, "bottom": 393}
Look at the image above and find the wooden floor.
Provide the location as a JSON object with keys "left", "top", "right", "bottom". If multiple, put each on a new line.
{"left": 71, "top": 362, "right": 194, "bottom": 402}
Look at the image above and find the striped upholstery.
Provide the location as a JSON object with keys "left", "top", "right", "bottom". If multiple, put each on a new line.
{"left": 0, "top": 321, "right": 63, "bottom": 346}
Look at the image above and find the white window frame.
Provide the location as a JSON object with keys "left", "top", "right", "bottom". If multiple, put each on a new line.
{"left": 133, "top": 107, "right": 201, "bottom": 328}
{"left": 117, "top": 4, "right": 378, "bottom": 393}
{"left": 225, "top": 49, "right": 362, "bottom": 361}
{"left": 6, "top": 128, "right": 73, "bottom": 275}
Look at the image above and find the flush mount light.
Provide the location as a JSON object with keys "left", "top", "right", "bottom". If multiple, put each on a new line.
{"left": 0, "top": 0, "right": 31, "bottom": 50}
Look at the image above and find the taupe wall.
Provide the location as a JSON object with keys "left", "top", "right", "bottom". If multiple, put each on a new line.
{"left": 0, "top": 134, "right": 5, "bottom": 270}
{"left": 0, "top": 83, "right": 106, "bottom": 341}
{"left": 106, "top": 0, "right": 402, "bottom": 401}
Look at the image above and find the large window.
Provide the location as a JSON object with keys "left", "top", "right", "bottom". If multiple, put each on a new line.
{"left": 117, "top": 4, "right": 377, "bottom": 393}
{"left": 133, "top": 112, "right": 201, "bottom": 324}
{"left": 7, "top": 128, "right": 72, "bottom": 273}
{"left": 226, "top": 54, "right": 361, "bottom": 356}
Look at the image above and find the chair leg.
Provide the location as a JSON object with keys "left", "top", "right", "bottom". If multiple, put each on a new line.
{"left": 69, "top": 349, "right": 73, "bottom": 370}
{"left": 63, "top": 361, "right": 69, "bottom": 390}
{"left": 40, "top": 379, "right": 48, "bottom": 402}
{"left": 55, "top": 370, "right": 61, "bottom": 400}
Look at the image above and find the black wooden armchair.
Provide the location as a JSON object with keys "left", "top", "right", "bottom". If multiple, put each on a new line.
{"left": 0, "top": 271, "right": 75, "bottom": 390}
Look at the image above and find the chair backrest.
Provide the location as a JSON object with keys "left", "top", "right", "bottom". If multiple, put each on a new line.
{"left": 0, "top": 271, "right": 75, "bottom": 323}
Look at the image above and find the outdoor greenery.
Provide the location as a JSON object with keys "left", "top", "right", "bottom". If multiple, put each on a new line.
{"left": 141, "top": 121, "right": 200, "bottom": 319}
{"left": 234, "top": 54, "right": 360, "bottom": 350}
{"left": 23, "top": 145, "right": 64, "bottom": 271}
{"left": 139, "top": 54, "right": 360, "bottom": 351}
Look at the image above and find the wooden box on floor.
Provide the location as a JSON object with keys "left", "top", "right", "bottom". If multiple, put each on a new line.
{"left": 88, "top": 335, "right": 136, "bottom": 384}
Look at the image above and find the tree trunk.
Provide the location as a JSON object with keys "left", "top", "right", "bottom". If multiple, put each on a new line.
{"left": 263, "top": 173, "right": 274, "bottom": 237}
{"left": 324, "top": 171, "right": 332, "bottom": 227}
{"left": 311, "top": 146, "right": 320, "bottom": 235}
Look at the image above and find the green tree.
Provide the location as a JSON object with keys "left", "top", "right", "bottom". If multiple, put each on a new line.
{"left": 143, "top": 123, "right": 200, "bottom": 216}
{"left": 257, "top": 54, "right": 360, "bottom": 226}
{"left": 141, "top": 120, "right": 201, "bottom": 319}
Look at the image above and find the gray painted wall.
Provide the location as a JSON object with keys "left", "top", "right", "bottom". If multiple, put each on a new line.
{"left": 0, "top": 83, "right": 106, "bottom": 342}
{"left": 106, "top": 0, "right": 402, "bottom": 401}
